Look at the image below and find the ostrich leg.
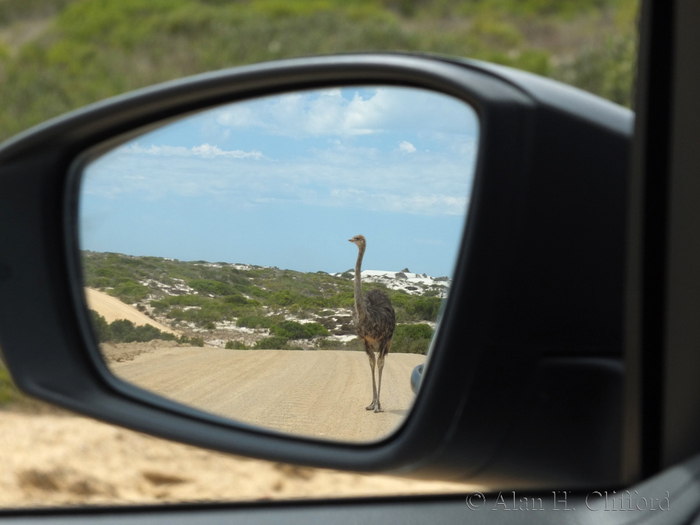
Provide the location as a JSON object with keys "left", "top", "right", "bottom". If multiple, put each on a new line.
{"left": 375, "top": 338, "right": 391, "bottom": 413}
{"left": 375, "top": 354, "right": 385, "bottom": 413}
{"left": 364, "top": 340, "right": 378, "bottom": 411}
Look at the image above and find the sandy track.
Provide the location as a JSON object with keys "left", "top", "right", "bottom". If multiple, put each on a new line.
{"left": 85, "top": 288, "right": 179, "bottom": 335}
{"left": 110, "top": 348, "right": 424, "bottom": 442}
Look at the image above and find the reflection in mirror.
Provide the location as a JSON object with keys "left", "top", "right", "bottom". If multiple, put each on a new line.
{"left": 78, "top": 86, "right": 479, "bottom": 443}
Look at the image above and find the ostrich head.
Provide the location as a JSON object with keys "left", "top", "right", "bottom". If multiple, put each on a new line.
{"left": 349, "top": 234, "right": 366, "bottom": 249}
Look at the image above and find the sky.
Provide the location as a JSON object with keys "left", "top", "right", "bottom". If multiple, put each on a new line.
{"left": 79, "top": 86, "right": 479, "bottom": 277}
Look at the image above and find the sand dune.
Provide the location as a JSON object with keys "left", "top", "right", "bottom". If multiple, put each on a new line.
{"left": 85, "top": 288, "right": 180, "bottom": 335}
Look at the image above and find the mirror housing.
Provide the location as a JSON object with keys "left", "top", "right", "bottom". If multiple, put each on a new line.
{"left": 0, "top": 54, "right": 632, "bottom": 489}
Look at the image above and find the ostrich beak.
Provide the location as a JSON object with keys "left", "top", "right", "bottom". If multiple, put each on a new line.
{"left": 348, "top": 238, "right": 354, "bottom": 243}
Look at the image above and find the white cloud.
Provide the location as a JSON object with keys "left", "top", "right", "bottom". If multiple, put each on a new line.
{"left": 328, "top": 188, "right": 468, "bottom": 216}
{"left": 123, "top": 143, "right": 263, "bottom": 159}
{"left": 84, "top": 146, "right": 472, "bottom": 217}
{"left": 398, "top": 141, "right": 416, "bottom": 153}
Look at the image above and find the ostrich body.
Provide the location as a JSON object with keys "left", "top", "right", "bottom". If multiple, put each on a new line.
{"left": 349, "top": 234, "right": 396, "bottom": 413}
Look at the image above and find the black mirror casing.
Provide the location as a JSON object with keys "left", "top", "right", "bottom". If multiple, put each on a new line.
{"left": 0, "top": 54, "right": 632, "bottom": 489}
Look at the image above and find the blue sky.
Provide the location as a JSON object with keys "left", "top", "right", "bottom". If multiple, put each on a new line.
{"left": 79, "top": 86, "right": 479, "bottom": 277}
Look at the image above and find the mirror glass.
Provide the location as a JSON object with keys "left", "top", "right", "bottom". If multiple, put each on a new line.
{"left": 78, "top": 86, "right": 479, "bottom": 443}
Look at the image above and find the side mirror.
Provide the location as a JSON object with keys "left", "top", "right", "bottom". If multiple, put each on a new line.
{"left": 411, "top": 364, "right": 424, "bottom": 394}
{"left": 76, "top": 85, "right": 477, "bottom": 444}
{"left": 0, "top": 54, "right": 632, "bottom": 489}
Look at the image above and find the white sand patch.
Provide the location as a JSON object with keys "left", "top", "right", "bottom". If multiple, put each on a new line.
{"left": 327, "top": 334, "right": 358, "bottom": 343}
{"left": 332, "top": 269, "right": 451, "bottom": 297}
{"left": 140, "top": 278, "right": 196, "bottom": 296}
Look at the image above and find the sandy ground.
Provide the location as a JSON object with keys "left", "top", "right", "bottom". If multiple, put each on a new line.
{"left": 0, "top": 411, "right": 473, "bottom": 508}
{"left": 85, "top": 288, "right": 179, "bottom": 335}
{"left": 107, "top": 346, "right": 422, "bottom": 442}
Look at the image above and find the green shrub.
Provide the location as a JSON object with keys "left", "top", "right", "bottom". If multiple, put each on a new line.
{"left": 89, "top": 309, "right": 113, "bottom": 342}
{"left": 317, "top": 338, "right": 341, "bottom": 349}
{"left": 303, "top": 322, "right": 330, "bottom": 337}
{"left": 90, "top": 314, "right": 177, "bottom": 344}
{"left": 150, "top": 299, "right": 169, "bottom": 312}
{"left": 107, "top": 319, "right": 177, "bottom": 343}
{"left": 168, "top": 307, "right": 185, "bottom": 320}
{"left": 164, "top": 294, "right": 209, "bottom": 306}
{"left": 237, "top": 315, "right": 276, "bottom": 329}
{"left": 166, "top": 300, "right": 239, "bottom": 327}
{"left": 390, "top": 294, "right": 442, "bottom": 322}
{"left": 329, "top": 291, "right": 354, "bottom": 308}
{"left": 247, "top": 286, "right": 270, "bottom": 299}
{"left": 395, "top": 323, "right": 434, "bottom": 339}
{"left": 270, "top": 290, "right": 299, "bottom": 307}
{"left": 223, "top": 294, "right": 248, "bottom": 304}
{"left": 188, "top": 279, "right": 237, "bottom": 296}
{"left": 392, "top": 323, "right": 434, "bottom": 355}
{"left": 254, "top": 336, "right": 289, "bottom": 349}
{"left": 270, "top": 320, "right": 330, "bottom": 339}
{"left": 225, "top": 340, "right": 248, "bottom": 349}
{"left": 109, "top": 280, "right": 150, "bottom": 303}
{"left": 190, "top": 336, "right": 205, "bottom": 347}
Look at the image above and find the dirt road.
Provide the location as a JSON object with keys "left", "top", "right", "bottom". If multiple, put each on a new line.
{"left": 109, "top": 348, "right": 424, "bottom": 442}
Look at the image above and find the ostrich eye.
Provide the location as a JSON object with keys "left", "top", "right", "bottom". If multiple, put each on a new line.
{"left": 76, "top": 85, "right": 479, "bottom": 444}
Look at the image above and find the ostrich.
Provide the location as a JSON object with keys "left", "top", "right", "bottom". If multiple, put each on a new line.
{"left": 349, "top": 234, "right": 396, "bottom": 413}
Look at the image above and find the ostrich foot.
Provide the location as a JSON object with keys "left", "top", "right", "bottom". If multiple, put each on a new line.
{"left": 366, "top": 401, "right": 382, "bottom": 412}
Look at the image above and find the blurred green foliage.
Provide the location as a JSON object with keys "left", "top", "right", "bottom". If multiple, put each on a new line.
{"left": 0, "top": 361, "right": 19, "bottom": 406}
{"left": 0, "top": 0, "right": 639, "bottom": 143}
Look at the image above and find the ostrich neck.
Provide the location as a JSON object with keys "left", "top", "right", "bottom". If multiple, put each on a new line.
{"left": 354, "top": 245, "right": 366, "bottom": 318}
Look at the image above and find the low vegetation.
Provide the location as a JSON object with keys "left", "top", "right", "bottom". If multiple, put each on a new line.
{"left": 83, "top": 251, "right": 442, "bottom": 354}
{"left": 83, "top": 251, "right": 442, "bottom": 325}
